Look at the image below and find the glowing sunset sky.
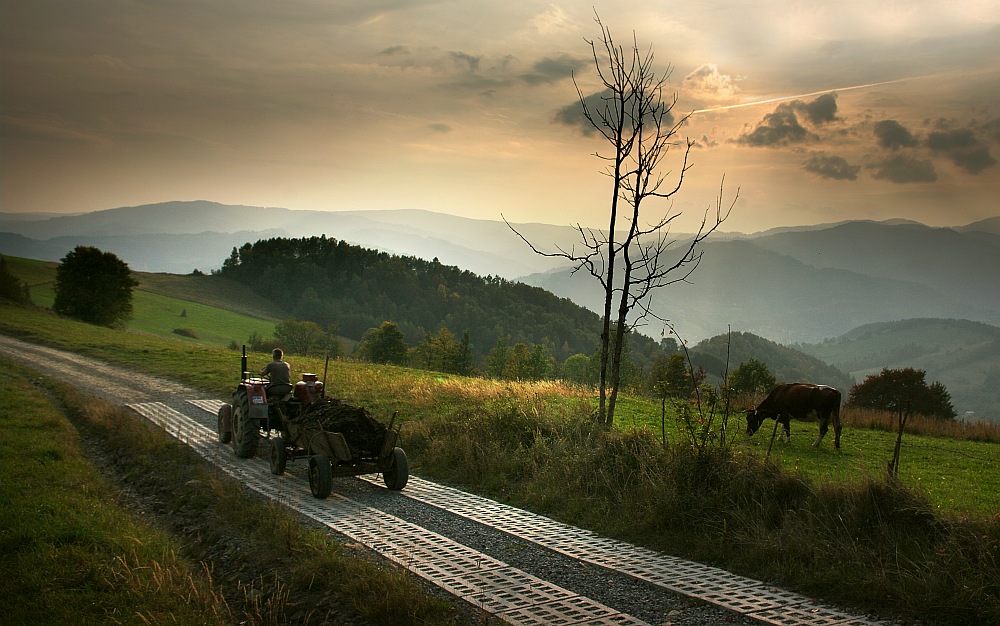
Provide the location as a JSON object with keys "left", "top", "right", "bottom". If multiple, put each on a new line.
{"left": 2, "top": 1, "right": 998, "bottom": 232}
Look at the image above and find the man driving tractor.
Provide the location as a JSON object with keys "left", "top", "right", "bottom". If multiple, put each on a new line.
{"left": 260, "top": 348, "right": 293, "bottom": 398}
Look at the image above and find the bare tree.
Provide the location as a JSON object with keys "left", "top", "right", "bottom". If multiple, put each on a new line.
{"left": 508, "top": 13, "right": 737, "bottom": 428}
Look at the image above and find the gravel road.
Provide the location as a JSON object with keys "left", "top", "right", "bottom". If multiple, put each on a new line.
{"left": 1, "top": 334, "right": 890, "bottom": 626}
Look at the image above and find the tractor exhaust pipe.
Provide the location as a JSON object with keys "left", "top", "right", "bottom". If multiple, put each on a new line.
{"left": 241, "top": 345, "right": 248, "bottom": 380}
{"left": 322, "top": 354, "right": 330, "bottom": 397}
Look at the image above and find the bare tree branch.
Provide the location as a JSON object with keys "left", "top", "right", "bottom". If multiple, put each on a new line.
{"left": 508, "top": 11, "right": 736, "bottom": 428}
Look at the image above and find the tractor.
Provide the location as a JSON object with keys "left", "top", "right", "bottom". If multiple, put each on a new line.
{"left": 216, "top": 346, "right": 408, "bottom": 497}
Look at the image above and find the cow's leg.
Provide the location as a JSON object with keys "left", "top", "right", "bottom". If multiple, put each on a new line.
{"left": 833, "top": 413, "right": 842, "bottom": 450}
{"left": 813, "top": 416, "right": 828, "bottom": 447}
{"left": 780, "top": 416, "right": 791, "bottom": 443}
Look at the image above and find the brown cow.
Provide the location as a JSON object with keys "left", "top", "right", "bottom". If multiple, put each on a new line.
{"left": 746, "top": 383, "right": 842, "bottom": 449}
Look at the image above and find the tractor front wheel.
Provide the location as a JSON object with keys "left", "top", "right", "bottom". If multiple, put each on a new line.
{"left": 383, "top": 447, "right": 409, "bottom": 491}
{"left": 270, "top": 437, "right": 287, "bottom": 475}
{"left": 217, "top": 403, "right": 232, "bottom": 444}
{"left": 231, "top": 389, "right": 258, "bottom": 458}
{"left": 309, "top": 454, "right": 332, "bottom": 498}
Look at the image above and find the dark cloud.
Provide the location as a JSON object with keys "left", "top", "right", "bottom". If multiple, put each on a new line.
{"left": 521, "top": 54, "right": 587, "bottom": 85}
{"left": 803, "top": 153, "right": 860, "bottom": 180}
{"left": 927, "top": 128, "right": 997, "bottom": 174}
{"left": 449, "top": 51, "right": 481, "bottom": 72}
{"left": 553, "top": 89, "right": 675, "bottom": 137}
{"left": 378, "top": 45, "right": 410, "bottom": 56}
{"left": 874, "top": 120, "right": 917, "bottom": 150}
{"left": 982, "top": 117, "right": 1000, "bottom": 144}
{"left": 554, "top": 90, "right": 606, "bottom": 136}
{"left": 870, "top": 154, "right": 937, "bottom": 183}
{"left": 794, "top": 93, "right": 838, "bottom": 125}
{"left": 737, "top": 102, "right": 814, "bottom": 146}
{"left": 429, "top": 123, "right": 451, "bottom": 133}
{"left": 736, "top": 93, "right": 840, "bottom": 147}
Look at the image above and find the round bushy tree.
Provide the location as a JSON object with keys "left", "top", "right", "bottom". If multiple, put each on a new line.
{"left": 848, "top": 367, "right": 957, "bottom": 420}
{"left": 53, "top": 246, "right": 138, "bottom": 327}
{"left": 728, "top": 358, "right": 778, "bottom": 397}
{"left": 356, "top": 321, "right": 409, "bottom": 365}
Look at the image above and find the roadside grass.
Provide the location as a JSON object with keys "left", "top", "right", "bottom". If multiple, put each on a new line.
{"left": 2, "top": 360, "right": 479, "bottom": 625}
{"left": 0, "top": 365, "right": 231, "bottom": 625}
{"left": 3, "top": 301, "right": 1000, "bottom": 624}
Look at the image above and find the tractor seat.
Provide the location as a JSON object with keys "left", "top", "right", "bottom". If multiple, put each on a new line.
{"left": 265, "top": 383, "right": 294, "bottom": 400}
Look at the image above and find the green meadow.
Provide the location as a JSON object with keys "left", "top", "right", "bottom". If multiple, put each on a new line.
{"left": 3, "top": 254, "right": 999, "bottom": 624}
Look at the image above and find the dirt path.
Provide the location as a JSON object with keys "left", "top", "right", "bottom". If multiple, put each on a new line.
{"left": 0, "top": 334, "right": 197, "bottom": 403}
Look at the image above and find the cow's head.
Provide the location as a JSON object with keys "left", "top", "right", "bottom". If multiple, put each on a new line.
{"left": 745, "top": 409, "right": 764, "bottom": 436}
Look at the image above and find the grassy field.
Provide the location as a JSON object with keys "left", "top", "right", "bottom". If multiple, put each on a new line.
{"left": 3, "top": 256, "right": 999, "bottom": 624}
{"left": 3, "top": 291, "right": 999, "bottom": 521}
{"left": 6, "top": 255, "right": 278, "bottom": 348}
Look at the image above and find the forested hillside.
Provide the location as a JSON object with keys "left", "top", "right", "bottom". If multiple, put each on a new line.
{"left": 216, "top": 235, "right": 664, "bottom": 365}
{"left": 691, "top": 331, "right": 853, "bottom": 392}
{"left": 797, "top": 318, "right": 1000, "bottom": 420}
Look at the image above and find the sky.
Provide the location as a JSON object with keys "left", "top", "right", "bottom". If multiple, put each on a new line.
{"left": 2, "top": 1, "right": 999, "bottom": 233}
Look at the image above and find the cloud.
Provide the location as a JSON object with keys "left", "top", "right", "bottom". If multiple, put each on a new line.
{"left": 870, "top": 154, "right": 937, "bottom": 183}
{"left": 449, "top": 51, "right": 482, "bottom": 72}
{"left": 531, "top": 5, "right": 575, "bottom": 34}
{"left": 429, "top": 123, "right": 451, "bottom": 133}
{"left": 735, "top": 93, "right": 839, "bottom": 146}
{"left": 926, "top": 127, "right": 997, "bottom": 174}
{"left": 803, "top": 153, "right": 860, "bottom": 180}
{"left": 554, "top": 91, "right": 603, "bottom": 136}
{"left": 521, "top": 54, "right": 587, "bottom": 85}
{"left": 874, "top": 120, "right": 918, "bottom": 149}
{"left": 554, "top": 88, "right": 678, "bottom": 137}
{"left": 794, "top": 93, "right": 838, "bottom": 125}
{"left": 737, "top": 102, "right": 815, "bottom": 146}
{"left": 683, "top": 64, "right": 740, "bottom": 99}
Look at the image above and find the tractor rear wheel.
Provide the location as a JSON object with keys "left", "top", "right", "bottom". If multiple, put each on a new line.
{"left": 231, "top": 389, "right": 258, "bottom": 458}
{"left": 270, "top": 437, "right": 287, "bottom": 475}
{"left": 309, "top": 454, "right": 332, "bottom": 498}
{"left": 383, "top": 447, "right": 409, "bottom": 491}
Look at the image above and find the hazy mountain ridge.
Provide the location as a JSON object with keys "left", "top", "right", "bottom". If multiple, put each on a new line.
{"left": 523, "top": 238, "right": 982, "bottom": 344}
{"left": 1, "top": 201, "right": 577, "bottom": 277}
{"left": 749, "top": 221, "right": 1000, "bottom": 314}
{"left": 2, "top": 201, "right": 998, "bottom": 346}
{"left": 796, "top": 318, "right": 1000, "bottom": 420}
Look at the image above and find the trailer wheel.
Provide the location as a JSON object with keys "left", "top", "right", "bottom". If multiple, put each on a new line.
{"left": 309, "top": 454, "right": 332, "bottom": 498}
{"left": 217, "top": 403, "right": 232, "bottom": 444}
{"left": 231, "top": 389, "right": 258, "bottom": 458}
{"left": 383, "top": 447, "right": 409, "bottom": 491}
{"left": 270, "top": 437, "right": 287, "bottom": 475}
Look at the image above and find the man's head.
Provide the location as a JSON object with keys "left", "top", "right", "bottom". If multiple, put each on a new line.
{"left": 272, "top": 348, "right": 283, "bottom": 361}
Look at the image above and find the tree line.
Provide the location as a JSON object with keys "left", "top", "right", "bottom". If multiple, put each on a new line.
{"left": 217, "top": 234, "right": 667, "bottom": 367}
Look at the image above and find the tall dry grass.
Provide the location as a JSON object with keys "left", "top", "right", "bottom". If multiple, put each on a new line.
{"left": 401, "top": 388, "right": 1000, "bottom": 626}
{"left": 843, "top": 405, "right": 1000, "bottom": 442}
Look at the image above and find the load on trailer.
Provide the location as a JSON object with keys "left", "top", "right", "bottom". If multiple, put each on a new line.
{"left": 216, "top": 346, "right": 408, "bottom": 497}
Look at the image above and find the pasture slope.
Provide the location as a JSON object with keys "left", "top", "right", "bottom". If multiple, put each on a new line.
{"left": 1, "top": 282, "right": 999, "bottom": 624}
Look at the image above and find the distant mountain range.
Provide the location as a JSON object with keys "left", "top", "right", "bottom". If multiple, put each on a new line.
{"left": 2, "top": 201, "right": 999, "bottom": 346}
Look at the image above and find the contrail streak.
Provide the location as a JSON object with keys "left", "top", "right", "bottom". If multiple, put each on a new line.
{"left": 690, "top": 79, "right": 905, "bottom": 115}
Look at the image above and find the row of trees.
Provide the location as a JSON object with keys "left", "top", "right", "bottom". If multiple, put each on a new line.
{"left": 254, "top": 313, "right": 957, "bottom": 422}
